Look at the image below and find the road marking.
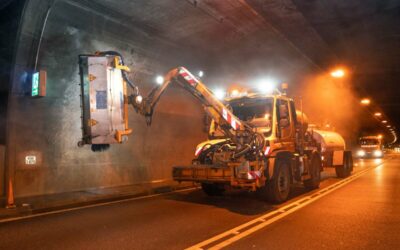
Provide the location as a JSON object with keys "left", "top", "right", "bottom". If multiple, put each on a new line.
{"left": 186, "top": 164, "right": 382, "bottom": 250}
{"left": 0, "top": 187, "right": 199, "bottom": 224}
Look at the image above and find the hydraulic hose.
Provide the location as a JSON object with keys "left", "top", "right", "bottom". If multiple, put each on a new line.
{"left": 233, "top": 144, "right": 251, "bottom": 158}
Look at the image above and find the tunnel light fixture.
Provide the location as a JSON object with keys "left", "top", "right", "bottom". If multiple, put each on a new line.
{"left": 257, "top": 78, "right": 276, "bottom": 94}
{"left": 198, "top": 71, "right": 204, "bottom": 78}
{"left": 360, "top": 98, "right": 371, "bottom": 105}
{"left": 214, "top": 88, "right": 226, "bottom": 100}
{"left": 155, "top": 75, "right": 164, "bottom": 85}
{"left": 382, "top": 120, "right": 388, "bottom": 124}
{"left": 330, "top": 69, "right": 345, "bottom": 78}
{"left": 231, "top": 89, "right": 240, "bottom": 97}
{"left": 374, "top": 112, "right": 382, "bottom": 117}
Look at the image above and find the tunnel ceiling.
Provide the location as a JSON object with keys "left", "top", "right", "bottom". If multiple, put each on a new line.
{"left": 67, "top": 0, "right": 399, "bottom": 133}
{"left": 289, "top": 0, "right": 400, "bottom": 134}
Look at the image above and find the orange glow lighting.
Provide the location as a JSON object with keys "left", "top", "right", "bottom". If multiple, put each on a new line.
{"left": 360, "top": 98, "right": 370, "bottom": 105}
{"left": 330, "top": 69, "right": 345, "bottom": 78}
{"left": 231, "top": 89, "right": 240, "bottom": 97}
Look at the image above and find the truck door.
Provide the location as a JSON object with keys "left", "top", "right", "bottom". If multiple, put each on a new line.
{"left": 276, "top": 99, "right": 295, "bottom": 147}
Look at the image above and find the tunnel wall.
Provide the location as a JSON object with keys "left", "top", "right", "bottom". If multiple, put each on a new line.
{"left": 6, "top": 0, "right": 208, "bottom": 197}
{"left": 0, "top": 0, "right": 27, "bottom": 197}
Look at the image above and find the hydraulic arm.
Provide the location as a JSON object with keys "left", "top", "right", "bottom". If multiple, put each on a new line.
{"left": 79, "top": 51, "right": 264, "bottom": 157}
{"left": 129, "top": 66, "right": 264, "bottom": 158}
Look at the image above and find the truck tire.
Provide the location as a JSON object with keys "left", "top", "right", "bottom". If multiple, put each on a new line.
{"left": 201, "top": 183, "right": 225, "bottom": 196}
{"left": 265, "top": 160, "right": 291, "bottom": 203}
{"left": 303, "top": 155, "right": 321, "bottom": 189}
{"left": 335, "top": 151, "right": 352, "bottom": 178}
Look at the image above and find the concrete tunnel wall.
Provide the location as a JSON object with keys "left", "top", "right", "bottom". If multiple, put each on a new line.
{"left": 6, "top": 0, "right": 210, "bottom": 198}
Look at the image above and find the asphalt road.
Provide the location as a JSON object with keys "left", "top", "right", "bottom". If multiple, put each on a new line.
{"left": 0, "top": 155, "right": 398, "bottom": 250}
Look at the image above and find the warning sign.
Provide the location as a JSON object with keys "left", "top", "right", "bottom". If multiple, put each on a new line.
{"left": 25, "top": 156, "right": 37, "bottom": 165}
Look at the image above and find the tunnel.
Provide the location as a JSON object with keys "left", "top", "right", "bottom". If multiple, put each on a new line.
{"left": 1, "top": 0, "right": 399, "bottom": 207}
{"left": 0, "top": 0, "right": 318, "bottom": 201}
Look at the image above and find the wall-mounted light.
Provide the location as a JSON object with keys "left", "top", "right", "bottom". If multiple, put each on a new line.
{"left": 155, "top": 75, "right": 164, "bottom": 85}
{"left": 213, "top": 88, "right": 225, "bottom": 100}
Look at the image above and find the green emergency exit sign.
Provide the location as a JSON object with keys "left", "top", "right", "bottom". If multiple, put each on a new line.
{"left": 32, "top": 72, "right": 39, "bottom": 96}
{"left": 31, "top": 70, "right": 46, "bottom": 97}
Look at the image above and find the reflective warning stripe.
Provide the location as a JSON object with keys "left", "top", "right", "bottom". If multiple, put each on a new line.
{"left": 179, "top": 68, "right": 198, "bottom": 87}
{"left": 264, "top": 146, "right": 271, "bottom": 156}
{"left": 247, "top": 171, "right": 261, "bottom": 180}
{"left": 179, "top": 67, "right": 241, "bottom": 130}
{"left": 222, "top": 109, "right": 228, "bottom": 120}
{"left": 222, "top": 108, "right": 241, "bottom": 130}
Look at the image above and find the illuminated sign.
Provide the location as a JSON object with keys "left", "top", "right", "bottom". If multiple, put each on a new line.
{"left": 25, "top": 155, "right": 37, "bottom": 165}
{"left": 31, "top": 70, "right": 46, "bottom": 97}
{"left": 32, "top": 72, "right": 39, "bottom": 96}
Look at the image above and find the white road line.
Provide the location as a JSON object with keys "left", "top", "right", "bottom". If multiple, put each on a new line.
{"left": 0, "top": 187, "right": 199, "bottom": 224}
{"left": 186, "top": 164, "right": 381, "bottom": 250}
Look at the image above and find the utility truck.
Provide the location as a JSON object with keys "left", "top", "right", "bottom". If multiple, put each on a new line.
{"left": 356, "top": 136, "right": 384, "bottom": 158}
{"left": 78, "top": 51, "right": 353, "bottom": 203}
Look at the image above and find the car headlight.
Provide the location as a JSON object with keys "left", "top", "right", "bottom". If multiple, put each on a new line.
{"left": 357, "top": 150, "right": 366, "bottom": 157}
{"left": 373, "top": 150, "right": 383, "bottom": 157}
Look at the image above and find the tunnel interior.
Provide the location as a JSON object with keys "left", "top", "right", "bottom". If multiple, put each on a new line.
{"left": 1, "top": 0, "right": 399, "bottom": 200}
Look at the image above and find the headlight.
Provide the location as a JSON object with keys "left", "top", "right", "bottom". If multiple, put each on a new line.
{"left": 357, "top": 150, "right": 366, "bottom": 157}
{"left": 373, "top": 150, "right": 383, "bottom": 157}
{"left": 135, "top": 95, "right": 143, "bottom": 104}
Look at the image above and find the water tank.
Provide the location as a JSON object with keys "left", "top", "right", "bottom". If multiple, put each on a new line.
{"left": 311, "top": 129, "right": 346, "bottom": 152}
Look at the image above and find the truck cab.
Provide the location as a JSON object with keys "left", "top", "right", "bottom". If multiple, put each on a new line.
{"left": 207, "top": 93, "right": 297, "bottom": 153}
{"left": 173, "top": 93, "right": 324, "bottom": 202}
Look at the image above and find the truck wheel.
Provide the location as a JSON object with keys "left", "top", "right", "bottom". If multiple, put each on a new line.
{"left": 303, "top": 155, "right": 321, "bottom": 189}
{"left": 201, "top": 183, "right": 225, "bottom": 196}
{"left": 266, "top": 161, "right": 291, "bottom": 203}
{"left": 335, "top": 152, "right": 352, "bottom": 178}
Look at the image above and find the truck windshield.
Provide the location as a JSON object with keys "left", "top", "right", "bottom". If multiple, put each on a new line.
{"left": 230, "top": 97, "right": 273, "bottom": 136}
{"left": 360, "top": 139, "right": 379, "bottom": 145}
